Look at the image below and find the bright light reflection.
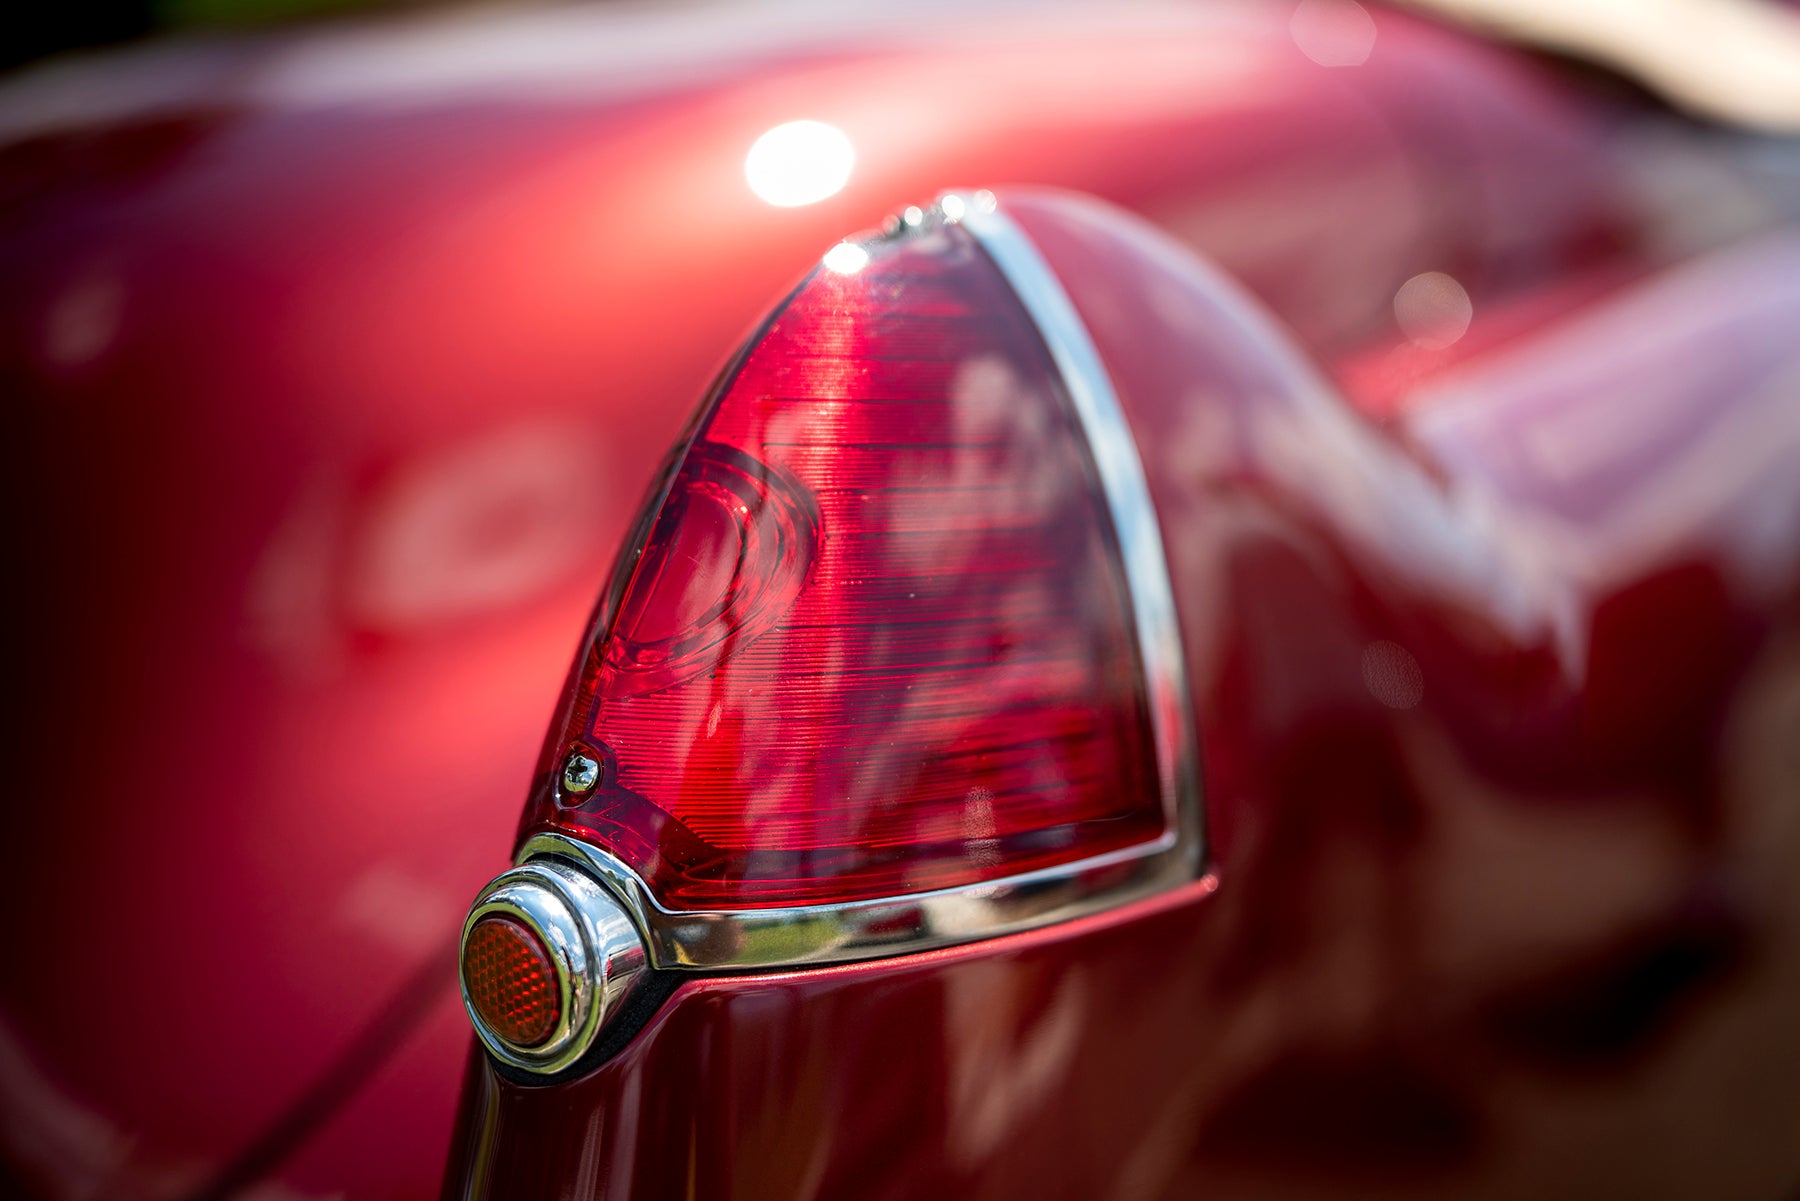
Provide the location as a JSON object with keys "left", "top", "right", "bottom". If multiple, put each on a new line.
{"left": 745, "top": 120, "right": 855, "bottom": 207}
{"left": 822, "top": 242, "right": 870, "bottom": 275}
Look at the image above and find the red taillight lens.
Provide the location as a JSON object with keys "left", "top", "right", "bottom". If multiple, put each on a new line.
{"left": 462, "top": 916, "right": 561, "bottom": 1047}
{"left": 526, "top": 210, "right": 1166, "bottom": 909}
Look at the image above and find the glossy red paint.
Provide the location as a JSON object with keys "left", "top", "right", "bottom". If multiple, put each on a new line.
{"left": 447, "top": 194, "right": 1800, "bottom": 1199}
{"left": 3, "top": 1, "right": 1792, "bottom": 1197}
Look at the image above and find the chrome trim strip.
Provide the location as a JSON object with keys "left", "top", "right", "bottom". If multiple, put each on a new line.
{"left": 459, "top": 858, "right": 646, "bottom": 1074}
{"left": 958, "top": 193, "right": 1204, "bottom": 865}
{"left": 503, "top": 191, "right": 1204, "bottom": 974}
{"left": 519, "top": 830, "right": 1191, "bottom": 971}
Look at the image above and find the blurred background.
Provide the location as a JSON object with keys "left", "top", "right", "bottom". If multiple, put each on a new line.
{"left": 8, "top": 0, "right": 458, "bottom": 71}
{"left": 4, "top": 2, "right": 1799, "bottom": 1200}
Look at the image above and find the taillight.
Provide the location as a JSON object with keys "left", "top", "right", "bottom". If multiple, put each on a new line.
{"left": 512, "top": 191, "right": 1200, "bottom": 970}
{"left": 535, "top": 197, "right": 1161, "bottom": 910}
{"left": 461, "top": 191, "right": 1201, "bottom": 1070}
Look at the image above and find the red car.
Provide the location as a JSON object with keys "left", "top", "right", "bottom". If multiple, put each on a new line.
{"left": 4, "top": 2, "right": 1799, "bottom": 1199}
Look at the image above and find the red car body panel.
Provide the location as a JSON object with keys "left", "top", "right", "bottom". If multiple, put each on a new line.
{"left": 2, "top": 2, "right": 1795, "bottom": 1198}
{"left": 445, "top": 193, "right": 1800, "bottom": 1200}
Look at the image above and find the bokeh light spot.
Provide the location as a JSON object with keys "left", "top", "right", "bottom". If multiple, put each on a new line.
{"left": 1362, "top": 640, "right": 1424, "bottom": 710}
{"left": 1394, "top": 271, "right": 1474, "bottom": 349}
{"left": 1290, "top": 0, "right": 1377, "bottom": 67}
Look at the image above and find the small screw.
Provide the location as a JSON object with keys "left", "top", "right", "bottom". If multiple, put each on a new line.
{"left": 562, "top": 752, "right": 601, "bottom": 795}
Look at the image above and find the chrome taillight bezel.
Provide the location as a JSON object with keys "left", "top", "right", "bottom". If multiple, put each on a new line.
{"left": 459, "top": 858, "right": 647, "bottom": 1074}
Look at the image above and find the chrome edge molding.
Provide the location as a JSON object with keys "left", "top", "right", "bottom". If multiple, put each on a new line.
{"left": 504, "top": 191, "right": 1204, "bottom": 975}
{"left": 957, "top": 191, "right": 1205, "bottom": 869}
{"left": 519, "top": 829, "right": 1191, "bottom": 971}
{"left": 460, "top": 858, "right": 647, "bottom": 1074}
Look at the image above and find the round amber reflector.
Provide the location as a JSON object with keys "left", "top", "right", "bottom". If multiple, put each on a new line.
{"left": 462, "top": 915, "right": 562, "bottom": 1048}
